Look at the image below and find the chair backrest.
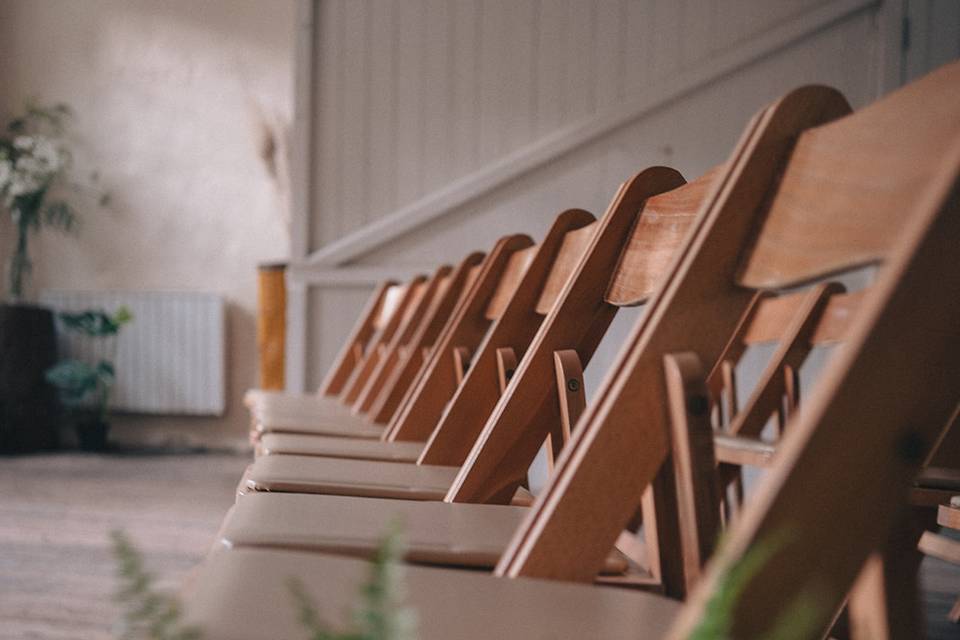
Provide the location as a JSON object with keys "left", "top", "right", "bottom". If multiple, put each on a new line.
{"left": 353, "top": 251, "right": 486, "bottom": 421}
{"left": 363, "top": 252, "right": 487, "bottom": 423}
{"left": 388, "top": 209, "right": 597, "bottom": 442}
{"left": 318, "top": 280, "right": 408, "bottom": 397}
{"left": 379, "top": 233, "right": 539, "bottom": 438}
{"left": 483, "top": 244, "right": 538, "bottom": 321}
{"left": 493, "top": 62, "right": 960, "bottom": 639}
{"left": 439, "top": 167, "right": 719, "bottom": 499}
{"left": 338, "top": 274, "right": 435, "bottom": 405}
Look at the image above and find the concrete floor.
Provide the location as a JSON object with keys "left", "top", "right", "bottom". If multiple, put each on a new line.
{"left": 0, "top": 452, "right": 957, "bottom": 639}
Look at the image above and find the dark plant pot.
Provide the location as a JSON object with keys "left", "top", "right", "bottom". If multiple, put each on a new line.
{"left": 0, "top": 303, "right": 60, "bottom": 453}
{"left": 74, "top": 414, "right": 110, "bottom": 452}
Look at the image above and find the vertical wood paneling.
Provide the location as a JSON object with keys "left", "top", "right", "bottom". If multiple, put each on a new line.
{"left": 365, "top": 1, "right": 397, "bottom": 221}
{"left": 508, "top": 0, "right": 538, "bottom": 149}
{"left": 339, "top": 0, "right": 369, "bottom": 234}
{"left": 420, "top": 0, "right": 452, "bottom": 193}
{"left": 313, "top": 0, "right": 342, "bottom": 248}
{"left": 534, "top": 0, "right": 566, "bottom": 136}
{"left": 451, "top": 1, "right": 481, "bottom": 169}
{"left": 562, "top": 0, "right": 597, "bottom": 121}
{"left": 308, "top": 0, "right": 887, "bottom": 255}
{"left": 395, "top": 0, "right": 425, "bottom": 205}
{"left": 594, "top": 0, "right": 626, "bottom": 109}
{"left": 623, "top": 0, "right": 651, "bottom": 100}
{"left": 650, "top": 0, "right": 682, "bottom": 81}
{"left": 477, "top": 1, "right": 505, "bottom": 162}
{"left": 681, "top": 0, "right": 718, "bottom": 68}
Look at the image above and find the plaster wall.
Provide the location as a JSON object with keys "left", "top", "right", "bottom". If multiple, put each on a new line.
{"left": 0, "top": 0, "right": 295, "bottom": 448}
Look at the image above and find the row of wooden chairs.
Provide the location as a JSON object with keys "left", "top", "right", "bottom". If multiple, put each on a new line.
{"left": 183, "top": 62, "right": 960, "bottom": 638}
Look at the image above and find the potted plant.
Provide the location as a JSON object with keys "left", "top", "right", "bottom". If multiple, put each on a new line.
{"left": 45, "top": 307, "right": 132, "bottom": 451}
{"left": 1, "top": 103, "right": 79, "bottom": 299}
{"left": 0, "top": 102, "right": 94, "bottom": 452}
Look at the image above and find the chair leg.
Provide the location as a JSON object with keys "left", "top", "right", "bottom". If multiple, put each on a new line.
{"left": 664, "top": 352, "right": 722, "bottom": 595}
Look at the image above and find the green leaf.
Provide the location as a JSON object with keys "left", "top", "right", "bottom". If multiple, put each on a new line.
{"left": 45, "top": 358, "right": 114, "bottom": 409}
{"left": 689, "top": 529, "right": 826, "bottom": 640}
{"left": 58, "top": 306, "right": 132, "bottom": 337}
{"left": 286, "top": 524, "right": 418, "bottom": 640}
{"left": 110, "top": 530, "right": 202, "bottom": 640}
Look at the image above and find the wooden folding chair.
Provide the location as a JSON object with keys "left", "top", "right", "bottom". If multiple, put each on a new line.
{"left": 183, "top": 63, "right": 960, "bottom": 640}
{"left": 245, "top": 275, "right": 422, "bottom": 437}
{"left": 219, "top": 206, "right": 881, "bottom": 586}
{"left": 214, "top": 169, "right": 721, "bottom": 579}
{"left": 250, "top": 251, "right": 485, "bottom": 441}
{"left": 235, "top": 165, "right": 718, "bottom": 504}
{"left": 256, "top": 209, "right": 595, "bottom": 462}
{"left": 243, "top": 278, "right": 409, "bottom": 419}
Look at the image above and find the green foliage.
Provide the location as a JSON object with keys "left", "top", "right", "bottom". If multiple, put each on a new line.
{"left": 689, "top": 531, "right": 825, "bottom": 640}
{"left": 46, "top": 306, "right": 132, "bottom": 418}
{"left": 111, "top": 526, "right": 417, "bottom": 640}
{"left": 110, "top": 530, "right": 201, "bottom": 640}
{"left": 288, "top": 525, "right": 418, "bottom": 640}
{"left": 45, "top": 359, "right": 114, "bottom": 409}
{"left": 59, "top": 306, "right": 134, "bottom": 337}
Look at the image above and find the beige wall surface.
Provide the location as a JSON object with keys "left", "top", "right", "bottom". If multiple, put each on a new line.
{"left": 0, "top": 0, "right": 295, "bottom": 448}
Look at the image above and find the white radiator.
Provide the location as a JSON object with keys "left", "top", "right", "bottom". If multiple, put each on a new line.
{"left": 40, "top": 290, "right": 226, "bottom": 415}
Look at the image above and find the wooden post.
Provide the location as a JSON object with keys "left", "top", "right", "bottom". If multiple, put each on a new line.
{"left": 257, "top": 263, "right": 287, "bottom": 391}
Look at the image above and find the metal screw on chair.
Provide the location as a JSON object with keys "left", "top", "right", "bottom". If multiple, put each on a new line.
{"left": 567, "top": 378, "right": 580, "bottom": 393}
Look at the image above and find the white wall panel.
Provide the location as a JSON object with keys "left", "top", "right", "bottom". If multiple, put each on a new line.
{"left": 294, "top": 0, "right": 905, "bottom": 389}
{"left": 308, "top": 0, "right": 856, "bottom": 252}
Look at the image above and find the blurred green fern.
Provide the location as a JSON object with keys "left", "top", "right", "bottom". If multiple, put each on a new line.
{"left": 111, "top": 530, "right": 201, "bottom": 640}
{"left": 111, "top": 525, "right": 417, "bottom": 640}
{"left": 689, "top": 530, "right": 825, "bottom": 640}
{"left": 288, "top": 523, "right": 418, "bottom": 640}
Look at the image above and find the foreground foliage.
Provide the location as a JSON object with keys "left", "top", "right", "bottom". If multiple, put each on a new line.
{"left": 111, "top": 526, "right": 417, "bottom": 640}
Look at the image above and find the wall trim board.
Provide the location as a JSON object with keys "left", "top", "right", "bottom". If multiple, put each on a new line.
{"left": 285, "top": 0, "right": 318, "bottom": 393}
{"left": 288, "top": 264, "right": 431, "bottom": 287}
{"left": 302, "top": 0, "right": 878, "bottom": 269}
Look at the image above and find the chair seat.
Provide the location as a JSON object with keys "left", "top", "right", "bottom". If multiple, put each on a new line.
{"left": 245, "top": 389, "right": 345, "bottom": 413}
{"left": 257, "top": 433, "right": 424, "bottom": 461}
{"left": 183, "top": 549, "right": 680, "bottom": 640}
{"left": 220, "top": 492, "right": 526, "bottom": 567}
{"left": 254, "top": 410, "right": 385, "bottom": 439}
{"left": 249, "top": 391, "right": 356, "bottom": 421}
{"left": 242, "top": 454, "right": 459, "bottom": 500}
{"left": 241, "top": 455, "right": 536, "bottom": 506}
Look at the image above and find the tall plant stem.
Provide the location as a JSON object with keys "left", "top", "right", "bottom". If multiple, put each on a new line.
{"left": 8, "top": 210, "right": 31, "bottom": 301}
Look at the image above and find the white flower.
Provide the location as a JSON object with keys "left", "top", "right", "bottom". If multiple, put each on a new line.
{"left": 33, "top": 137, "right": 65, "bottom": 171}
{"left": 13, "top": 135, "right": 34, "bottom": 151}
